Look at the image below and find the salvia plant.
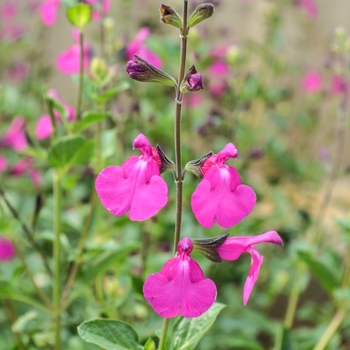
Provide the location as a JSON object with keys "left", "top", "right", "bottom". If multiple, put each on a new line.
{"left": 1, "top": 0, "right": 350, "bottom": 349}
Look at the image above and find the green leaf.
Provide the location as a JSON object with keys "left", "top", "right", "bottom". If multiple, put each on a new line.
{"left": 171, "top": 303, "right": 226, "bottom": 350}
{"left": 83, "top": 242, "right": 140, "bottom": 282}
{"left": 77, "top": 319, "right": 143, "bottom": 350}
{"left": 95, "top": 81, "right": 131, "bottom": 104}
{"left": 47, "top": 135, "right": 94, "bottom": 169}
{"left": 0, "top": 281, "right": 50, "bottom": 313}
{"left": 66, "top": 3, "right": 92, "bottom": 30}
{"left": 298, "top": 251, "right": 339, "bottom": 293}
{"left": 77, "top": 110, "right": 110, "bottom": 131}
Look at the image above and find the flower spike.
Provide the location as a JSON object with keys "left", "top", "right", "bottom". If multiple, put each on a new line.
{"left": 95, "top": 134, "right": 168, "bottom": 221}
{"left": 143, "top": 237, "right": 217, "bottom": 318}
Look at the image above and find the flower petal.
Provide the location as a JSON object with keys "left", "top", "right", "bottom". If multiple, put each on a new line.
{"left": 143, "top": 256, "right": 216, "bottom": 318}
{"left": 191, "top": 166, "right": 256, "bottom": 228}
{"left": 243, "top": 246, "right": 264, "bottom": 306}
{"left": 36, "top": 115, "right": 53, "bottom": 140}
{"left": 95, "top": 159, "right": 168, "bottom": 221}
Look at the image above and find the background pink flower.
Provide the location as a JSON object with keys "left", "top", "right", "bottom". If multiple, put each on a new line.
{"left": 40, "top": 0, "right": 60, "bottom": 26}
{"left": 126, "top": 28, "right": 163, "bottom": 69}
{"left": 0, "top": 117, "right": 28, "bottom": 151}
{"left": 301, "top": 70, "right": 322, "bottom": 93}
{"left": 0, "top": 237, "right": 16, "bottom": 261}
{"left": 297, "top": 0, "right": 318, "bottom": 18}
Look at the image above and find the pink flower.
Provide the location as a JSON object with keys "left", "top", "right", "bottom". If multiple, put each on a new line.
{"left": 40, "top": 0, "right": 60, "bottom": 26}
{"left": 143, "top": 237, "right": 217, "bottom": 318}
{"left": 95, "top": 134, "right": 168, "bottom": 221}
{"left": 11, "top": 158, "right": 42, "bottom": 188}
{"left": 208, "top": 61, "right": 230, "bottom": 76}
{"left": 301, "top": 70, "right": 322, "bottom": 93}
{"left": 56, "top": 42, "right": 90, "bottom": 75}
{"left": 0, "top": 156, "right": 8, "bottom": 173}
{"left": 85, "top": 0, "right": 111, "bottom": 20}
{"left": 183, "top": 93, "right": 202, "bottom": 108}
{"left": 0, "top": 1, "right": 17, "bottom": 21}
{"left": 0, "top": 117, "right": 28, "bottom": 151}
{"left": 36, "top": 115, "right": 53, "bottom": 140}
{"left": 297, "top": 0, "right": 317, "bottom": 18}
{"left": 191, "top": 143, "right": 256, "bottom": 228}
{"left": 215, "top": 231, "right": 283, "bottom": 305}
{"left": 5, "top": 61, "right": 30, "bottom": 82}
{"left": 126, "top": 28, "right": 163, "bottom": 69}
{"left": 0, "top": 237, "right": 15, "bottom": 261}
{"left": 56, "top": 30, "right": 90, "bottom": 75}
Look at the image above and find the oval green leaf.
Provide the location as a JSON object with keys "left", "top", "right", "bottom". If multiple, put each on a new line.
{"left": 171, "top": 303, "right": 226, "bottom": 350}
{"left": 47, "top": 135, "right": 94, "bottom": 169}
{"left": 66, "top": 3, "right": 92, "bottom": 30}
{"left": 77, "top": 319, "right": 143, "bottom": 350}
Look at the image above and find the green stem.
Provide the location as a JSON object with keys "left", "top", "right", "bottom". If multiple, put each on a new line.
{"left": 75, "top": 31, "right": 84, "bottom": 124}
{"left": 53, "top": 171, "right": 62, "bottom": 350}
{"left": 313, "top": 310, "right": 346, "bottom": 350}
{"left": 173, "top": 0, "right": 189, "bottom": 253}
{"left": 159, "top": 1, "right": 189, "bottom": 349}
{"left": 158, "top": 318, "right": 170, "bottom": 350}
{"left": 0, "top": 187, "right": 52, "bottom": 276}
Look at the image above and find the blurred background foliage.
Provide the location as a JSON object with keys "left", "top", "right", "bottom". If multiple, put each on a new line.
{"left": 0, "top": 0, "right": 350, "bottom": 349}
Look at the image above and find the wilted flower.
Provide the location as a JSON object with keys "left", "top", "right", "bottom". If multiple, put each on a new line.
{"left": 159, "top": 4, "right": 182, "bottom": 28}
{"left": 95, "top": 134, "right": 168, "bottom": 221}
{"left": 190, "top": 143, "right": 256, "bottom": 228}
{"left": 188, "top": 3, "right": 215, "bottom": 28}
{"left": 143, "top": 237, "right": 216, "bottom": 318}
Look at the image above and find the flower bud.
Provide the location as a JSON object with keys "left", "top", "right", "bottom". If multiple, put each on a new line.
{"left": 126, "top": 55, "right": 177, "bottom": 87}
{"left": 188, "top": 3, "right": 214, "bottom": 28}
{"left": 180, "top": 65, "right": 203, "bottom": 93}
{"left": 160, "top": 4, "right": 182, "bottom": 29}
{"left": 192, "top": 234, "right": 229, "bottom": 263}
{"left": 90, "top": 57, "right": 108, "bottom": 85}
{"left": 185, "top": 151, "right": 213, "bottom": 178}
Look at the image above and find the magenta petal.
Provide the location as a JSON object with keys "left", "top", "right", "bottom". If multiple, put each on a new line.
{"left": 0, "top": 237, "right": 15, "bottom": 261}
{"left": 243, "top": 246, "right": 264, "bottom": 306}
{"left": 41, "top": 0, "right": 60, "bottom": 26}
{"left": 143, "top": 257, "right": 216, "bottom": 318}
{"left": 36, "top": 115, "right": 53, "bottom": 140}
{"left": 191, "top": 166, "right": 256, "bottom": 228}
{"left": 95, "top": 160, "right": 167, "bottom": 221}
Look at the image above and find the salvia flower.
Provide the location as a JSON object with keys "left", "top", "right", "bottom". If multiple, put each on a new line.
{"left": 180, "top": 65, "right": 203, "bottom": 93}
{"left": 95, "top": 134, "right": 168, "bottom": 221}
{"left": 191, "top": 143, "right": 256, "bottom": 228}
{"left": 215, "top": 231, "right": 283, "bottom": 305}
{"left": 0, "top": 117, "right": 28, "bottom": 151}
{"left": 0, "top": 236, "right": 16, "bottom": 261}
{"left": 143, "top": 237, "right": 217, "bottom": 318}
{"left": 126, "top": 55, "right": 176, "bottom": 87}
